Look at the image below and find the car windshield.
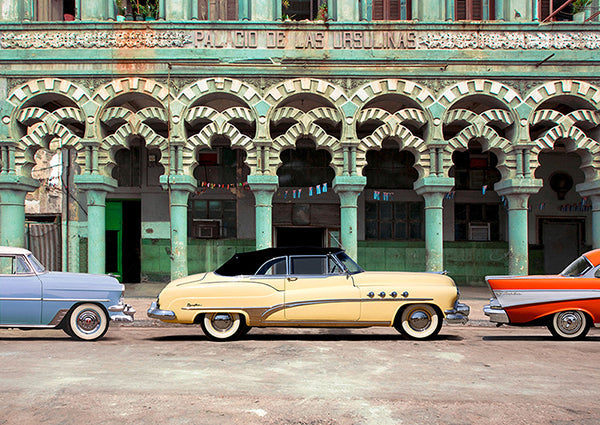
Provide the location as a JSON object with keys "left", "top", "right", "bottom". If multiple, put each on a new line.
{"left": 335, "top": 252, "right": 363, "bottom": 274}
{"left": 27, "top": 254, "right": 46, "bottom": 273}
{"left": 560, "top": 255, "right": 592, "bottom": 277}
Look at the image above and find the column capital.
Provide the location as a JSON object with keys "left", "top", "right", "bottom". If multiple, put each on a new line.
{"left": 414, "top": 176, "right": 454, "bottom": 199}
{"left": 159, "top": 174, "right": 197, "bottom": 193}
{"left": 247, "top": 174, "right": 279, "bottom": 192}
{"left": 493, "top": 178, "right": 543, "bottom": 197}
{"left": 332, "top": 175, "right": 366, "bottom": 194}
{"left": 0, "top": 174, "right": 39, "bottom": 193}
{"left": 74, "top": 174, "right": 117, "bottom": 193}
{"left": 576, "top": 180, "right": 600, "bottom": 198}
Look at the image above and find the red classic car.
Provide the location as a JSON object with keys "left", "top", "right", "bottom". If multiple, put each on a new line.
{"left": 484, "top": 249, "right": 600, "bottom": 339}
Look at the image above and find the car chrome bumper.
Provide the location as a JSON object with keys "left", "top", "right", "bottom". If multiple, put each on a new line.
{"left": 108, "top": 301, "right": 136, "bottom": 323}
{"left": 147, "top": 301, "right": 176, "bottom": 321}
{"left": 444, "top": 302, "right": 470, "bottom": 324}
{"left": 483, "top": 305, "right": 510, "bottom": 324}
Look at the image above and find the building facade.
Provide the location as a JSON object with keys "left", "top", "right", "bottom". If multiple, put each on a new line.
{"left": 1, "top": 0, "right": 599, "bottom": 284}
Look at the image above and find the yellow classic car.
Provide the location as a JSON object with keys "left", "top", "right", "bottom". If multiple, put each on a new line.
{"left": 147, "top": 247, "right": 469, "bottom": 341}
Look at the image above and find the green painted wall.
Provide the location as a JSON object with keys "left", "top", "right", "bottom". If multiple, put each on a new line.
{"left": 140, "top": 238, "right": 255, "bottom": 281}
{"left": 358, "top": 241, "right": 545, "bottom": 286}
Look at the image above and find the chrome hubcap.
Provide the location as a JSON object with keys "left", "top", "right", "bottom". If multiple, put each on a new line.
{"left": 212, "top": 314, "right": 233, "bottom": 331}
{"left": 77, "top": 310, "right": 101, "bottom": 333}
{"left": 558, "top": 311, "right": 582, "bottom": 334}
{"left": 408, "top": 310, "right": 431, "bottom": 331}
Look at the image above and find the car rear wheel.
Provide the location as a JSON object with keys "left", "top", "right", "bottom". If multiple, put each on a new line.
{"left": 201, "top": 312, "right": 246, "bottom": 341}
{"left": 547, "top": 310, "right": 590, "bottom": 339}
{"left": 395, "top": 304, "right": 442, "bottom": 339}
{"left": 65, "top": 303, "right": 109, "bottom": 341}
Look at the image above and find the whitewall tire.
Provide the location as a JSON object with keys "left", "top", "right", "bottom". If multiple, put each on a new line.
{"left": 395, "top": 304, "right": 442, "bottom": 339}
{"left": 66, "top": 303, "right": 109, "bottom": 341}
{"left": 201, "top": 312, "right": 246, "bottom": 341}
{"left": 548, "top": 310, "right": 590, "bottom": 340}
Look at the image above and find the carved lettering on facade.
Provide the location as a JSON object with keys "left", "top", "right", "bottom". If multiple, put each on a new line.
{"left": 1, "top": 30, "right": 600, "bottom": 50}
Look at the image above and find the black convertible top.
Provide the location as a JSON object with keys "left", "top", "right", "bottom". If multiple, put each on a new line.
{"left": 215, "top": 247, "right": 344, "bottom": 276}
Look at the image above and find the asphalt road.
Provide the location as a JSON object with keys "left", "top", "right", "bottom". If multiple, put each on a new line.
{"left": 1, "top": 324, "right": 599, "bottom": 425}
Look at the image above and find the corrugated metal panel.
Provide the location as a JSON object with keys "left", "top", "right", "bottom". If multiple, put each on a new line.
{"left": 26, "top": 222, "right": 62, "bottom": 271}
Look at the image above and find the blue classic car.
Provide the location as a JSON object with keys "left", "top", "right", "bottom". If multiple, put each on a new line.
{"left": 0, "top": 246, "right": 134, "bottom": 340}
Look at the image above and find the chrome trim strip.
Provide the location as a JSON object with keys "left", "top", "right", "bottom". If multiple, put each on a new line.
{"left": 0, "top": 324, "right": 56, "bottom": 329}
{"left": 258, "top": 320, "right": 390, "bottom": 327}
{"left": 0, "top": 297, "right": 42, "bottom": 301}
{"left": 44, "top": 298, "right": 111, "bottom": 302}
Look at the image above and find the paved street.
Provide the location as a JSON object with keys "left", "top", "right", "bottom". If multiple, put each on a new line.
{"left": 1, "top": 324, "right": 599, "bottom": 425}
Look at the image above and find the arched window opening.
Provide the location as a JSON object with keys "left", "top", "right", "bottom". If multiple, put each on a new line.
{"left": 364, "top": 141, "right": 418, "bottom": 190}
{"left": 112, "top": 138, "right": 163, "bottom": 188}
{"left": 277, "top": 139, "right": 334, "bottom": 187}
{"left": 450, "top": 140, "right": 501, "bottom": 191}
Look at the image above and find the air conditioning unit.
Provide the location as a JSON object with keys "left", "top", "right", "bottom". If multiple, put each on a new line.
{"left": 192, "top": 220, "right": 221, "bottom": 239}
{"left": 468, "top": 223, "right": 490, "bottom": 241}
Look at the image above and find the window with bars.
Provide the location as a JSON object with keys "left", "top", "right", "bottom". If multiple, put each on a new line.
{"left": 198, "top": 0, "right": 238, "bottom": 20}
{"left": 372, "top": 0, "right": 412, "bottom": 20}
{"left": 188, "top": 200, "right": 237, "bottom": 239}
{"left": 455, "top": 0, "right": 495, "bottom": 20}
{"left": 365, "top": 201, "right": 423, "bottom": 240}
{"left": 454, "top": 203, "right": 500, "bottom": 241}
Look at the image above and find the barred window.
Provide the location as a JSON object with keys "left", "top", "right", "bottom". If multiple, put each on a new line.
{"left": 188, "top": 200, "right": 237, "bottom": 239}
{"left": 454, "top": 203, "right": 500, "bottom": 241}
{"left": 365, "top": 201, "right": 423, "bottom": 240}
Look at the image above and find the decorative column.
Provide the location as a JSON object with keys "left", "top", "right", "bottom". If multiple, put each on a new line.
{"left": 495, "top": 179, "right": 542, "bottom": 276}
{"left": 333, "top": 175, "right": 366, "bottom": 261}
{"left": 0, "top": 175, "right": 39, "bottom": 247}
{"left": 414, "top": 176, "right": 454, "bottom": 272}
{"left": 160, "top": 174, "right": 197, "bottom": 280}
{"left": 248, "top": 174, "right": 279, "bottom": 250}
{"left": 576, "top": 180, "right": 600, "bottom": 249}
{"left": 74, "top": 174, "right": 117, "bottom": 274}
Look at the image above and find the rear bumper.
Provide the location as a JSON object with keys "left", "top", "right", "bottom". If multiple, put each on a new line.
{"left": 444, "top": 302, "right": 470, "bottom": 324}
{"left": 108, "top": 301, "right": 136, "bottom": 323}
{"left": 484, "top": 298, "right": 509, "bottom": 324}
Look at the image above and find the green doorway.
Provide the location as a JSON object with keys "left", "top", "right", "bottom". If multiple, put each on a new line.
{"left": 106, "top": 200, "right": 141, "bottom": 282}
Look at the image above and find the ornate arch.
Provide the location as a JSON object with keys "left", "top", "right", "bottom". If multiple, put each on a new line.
{"left": 437, "top": 80, "right": 523, "bottom": 111}
{"left": 523, "top": 80, "right": 600, "bottom": 111}
{"left": 356, "top": 107, "right": 428, "bottom": 178}
{"left": 12, "top": 106, "right": 85, "bottom": 177}
{"left": 96, "top": 106, "right": 169, "bottom": 177}
{"left": 350, "top": 79, "right": 436, "bottom": 113}
{"left": 266, "top": 106, "right": 343, "bottom": 175}
{"left": 181, "top": 105, "right": 255, "bottom": 176}
{"left": 530, "top": 109, "right": 600, "bottom": 182}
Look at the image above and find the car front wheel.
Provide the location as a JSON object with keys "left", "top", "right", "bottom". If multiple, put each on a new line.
{"left": 65, "top": 303, "right": 109, "bottom": 341}
{"left": 201, "top": 312, "right": 246, "bottom": 341}
{"left": 548, "top": 310, "right": 590, "bottom": 339}
{"left": 395, "top": 304, "right": 442, "bottom": 339}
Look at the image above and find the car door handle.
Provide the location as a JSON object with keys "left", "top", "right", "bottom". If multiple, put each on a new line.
{"left": 287, "top": 277, "right": 298, "bottom": 282}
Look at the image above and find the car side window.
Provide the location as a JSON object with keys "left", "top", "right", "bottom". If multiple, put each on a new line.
{"left": 256, "top": 257, "right": 287, "bottom": 275}
{"left": 290, "top": 256, "right": 327, "bottom": 275}
{"left": 0, "top": 256, "right": 31, "bottom": 275}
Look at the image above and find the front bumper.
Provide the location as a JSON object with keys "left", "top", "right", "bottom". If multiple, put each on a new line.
{"left": 483, "top": 298, "right": 509, "bottom": 324}
{"left": 147, "top": 301, "right": 177, "bottom": 321}
{"left": 444, "top": 301, "right": 470, "bottom": 324}
{"left": 108, "top": 301, "right": 136, "bottom": 323}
